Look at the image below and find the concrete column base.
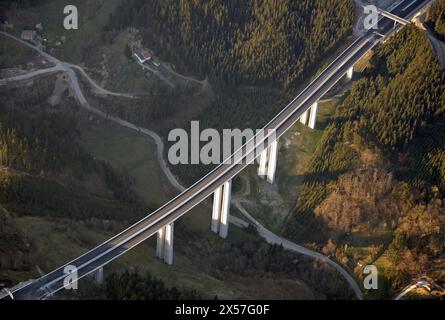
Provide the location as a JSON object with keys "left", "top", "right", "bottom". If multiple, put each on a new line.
{"left": 346, "top": 66, "right": 354, "bottom": 80}
{"left": 257, "top": 139, "right": 279, "bottom": 184}
{"left": 95, "top": 267, "right": 104, "bottom": 285}
{"left": 267, "top": 140, "right": 278, "bottom": 184}
{"left": 211, "top": 180, "right": 232, "bottom": 239}
{"left": 308, "top": 102, "right": 319, "bottom": 129}
{"left": 156, "top": 223, "right": 174, "bottom": 265}
{"left": 300, "top": 110, "right": 309, "bottom": 125}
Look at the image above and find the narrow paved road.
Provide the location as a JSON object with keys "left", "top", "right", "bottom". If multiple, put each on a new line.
{"left": 0, "top": 65, "right": 63, "bottom": 84}
{"left": 0, "top": 31, "right": 140, "bottom": 98}
{"left": 162, "top": 63, "right": 207, "bottom": 85}
{"left": 0, "top": 31, "right": 185, "bottom": 192}
{"left": 1, "top": 30, "right": 363, "bottom": 300}
{"left": 64, "top": 63, "right": 139, "bottom": 98}
{"left": 136, "top": 60, "right": 176, "bottom": 88}
{"left": 233, "top": 200, "right": 363, "bottom": 299}
{"left": 395, "top": 284, "right": 417, "bottom": 300}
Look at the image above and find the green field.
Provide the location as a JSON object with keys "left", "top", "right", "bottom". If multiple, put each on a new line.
{"left": 78, "top": 112, "right": 171, "bottom": 208}
{"left": 30, "top": 0, "right": 124, "bottom": 63}
{"left": 0, "top": 36, "right": 36, "bottom": 68}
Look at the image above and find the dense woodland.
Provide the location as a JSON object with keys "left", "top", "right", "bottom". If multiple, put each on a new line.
{"left": 104, "top": 271, "right": 201, "bottom": 300}
{"left": 60, "top": 270, "right": 202, "bottom": 300}
{"left": 427, "top": 0, "right": 445, "bottom": 39}
{"left": 189, "top": 230, "right": 355, "bottom": 299}
{"left": 284, "top": 25, "right": 445, "bottom": 293}
{"left": 107, "top": 0, "right": 355, "bottom": 89}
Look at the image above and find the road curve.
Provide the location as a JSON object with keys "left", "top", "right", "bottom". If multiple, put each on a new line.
{"left": 0, "top": 31, "right": 185, "bottom": 192}
{"left": 64, "top": 63, "right": 138, "bottom": 98}
{"left": 0, "top": 65, "right": 63, "bottom": 84}
{"left": 233, "top": 200, "right": 363, "bottom": 299}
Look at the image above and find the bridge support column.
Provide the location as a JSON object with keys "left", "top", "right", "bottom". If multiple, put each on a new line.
{"left": 300, "top": 110, "right": 309, "bottom": 125}
{"left": 308, "top": 101, "right": 319, "bottom": 130}
{"left": 346, "top": 66, "right": 354, "bottom": 80}
{"left": 257, "top": 139, "right": 279, "bottom": 184}
{"left": 95, "top": 267, "right": 104, "bottom": 285}
{"left": 266, "top": 140, "right": 278, "bottom": 184}
{"left": 156, "top": 223, "right": 174, "bottom": 265}
{"left": 258, "top": 148, "right": 268, "bottom": 177}
{"left": 211, "top": 180, "right": 232, "bottom": 239}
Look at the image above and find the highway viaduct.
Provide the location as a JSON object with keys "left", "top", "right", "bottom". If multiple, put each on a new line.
{"left": 0, "top": 0, "right": 432, "bottom": 300}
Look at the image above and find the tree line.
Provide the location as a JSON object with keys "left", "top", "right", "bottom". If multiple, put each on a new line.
{"left": 427, "top": 0, "right": 445, "bottom": 39}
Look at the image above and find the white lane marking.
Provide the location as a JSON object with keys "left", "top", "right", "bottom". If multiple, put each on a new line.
{"left": 402, "top": 0, "right": 417, "bottom": 11}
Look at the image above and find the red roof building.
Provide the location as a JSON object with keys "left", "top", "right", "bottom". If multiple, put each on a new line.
{"left": 21, "top": 30, "right": 36, "bottom": 41}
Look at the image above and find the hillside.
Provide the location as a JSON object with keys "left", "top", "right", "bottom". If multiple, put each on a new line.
{"left": 283, "top": 25, "right": 445, "bottom": 297}
{"left": 103, "top": 0, "right": 356, "bottom": 186}
{"left": 427, "top": 0, "right": 445, "bottom": 38}
{"left": 0, "top": 75, "right": 151, "bottom": 283}
{"left": 0, "top": 5, "right": 356, "bottom": 297}
{"left": 108, "top": 0, "right": 355, "bottom": 89}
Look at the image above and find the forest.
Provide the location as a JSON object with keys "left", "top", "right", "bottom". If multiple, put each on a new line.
{"left": 283, "top": 24, "right": 445, "bottom": 294}
{"left": 107, "top": 0, "right": 355, "bottom": 90}
{"left": 104, "top": 271, "right": 201, "bottom": 300}
{"left": 427, "top": 0, "right": 445, "bottom": 38}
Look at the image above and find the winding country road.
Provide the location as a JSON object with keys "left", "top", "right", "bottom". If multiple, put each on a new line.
{"left": 233, "top": 200, "right": 363, "bottom": 299}
{"left": 0, "top": 65, "right": 63, "bottom": 84}
{"left": 64, "top": 63, "right": 139, "bottom": 98}
{"left": 0, "top": 30, "right": 363, "bottom": 299}
{"left": 0, "top": 31, "right": 184, "bottom": 191}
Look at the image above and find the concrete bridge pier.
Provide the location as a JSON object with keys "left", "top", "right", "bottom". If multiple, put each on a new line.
{"left": 94, "top": 267, "right": 104, "bottom": 285}
{"left": 346, "top": 66, "right": 354, "bottom": 80}
{"left": 266, "top": 140, "right": 278, "bottom": 184}
{"left": 308, "top": 101, "right": 319, "bottom": 129}
{"left": 156, "top": 223, "right": 174, "bottom": 265}
{"left": 211, "top": 180, "right": 232, "bottom": 239}
{"left": 257, "top": 139, "right": 279, "bottom": 184}
{"left": 300, "top": 110, "right": 309, "bottom": 125}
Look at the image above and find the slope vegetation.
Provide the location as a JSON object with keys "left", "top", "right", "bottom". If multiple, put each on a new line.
{"left": 284, "top": 26, "right": 445, "bottom": 297}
